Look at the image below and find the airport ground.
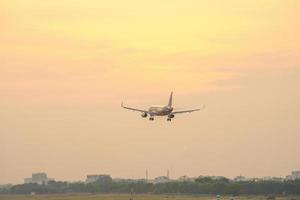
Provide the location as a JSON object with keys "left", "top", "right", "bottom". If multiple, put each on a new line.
{"left": 0, "top": 194, "right": 299, "bottom": 200}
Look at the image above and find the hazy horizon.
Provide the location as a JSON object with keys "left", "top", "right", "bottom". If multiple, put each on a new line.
{"left": 1, "top": 0, "right": 300, "bottom": 185}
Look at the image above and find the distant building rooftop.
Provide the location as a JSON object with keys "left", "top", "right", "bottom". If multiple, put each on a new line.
{"left": 24, "top": 172, "right": 54, "bottom": 185}
{"left": 85, "top": 174, "right": 112, "bottom": 183}
{"left": 291, "top": 171, "right": 300, "bottom": 180}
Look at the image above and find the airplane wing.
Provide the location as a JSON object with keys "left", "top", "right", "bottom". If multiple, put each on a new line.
{"left": 121, "top": 102, "right": 150, "bottom": 113}
{"left": 171, "top": 109, "right": 201, "bottom": 114}
{"left": 171, "top": 105, "right": 205, "bottom": 114}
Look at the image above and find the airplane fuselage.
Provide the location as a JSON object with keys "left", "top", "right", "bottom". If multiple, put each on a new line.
{"left": 148, "top": 105, "right": 173, "bottom": 116}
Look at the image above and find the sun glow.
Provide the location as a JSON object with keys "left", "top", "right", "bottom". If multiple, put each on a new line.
{"left": 1, "top": 0, "right": 300, "bottom": 102}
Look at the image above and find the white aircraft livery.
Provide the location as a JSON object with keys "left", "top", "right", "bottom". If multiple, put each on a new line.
{"left": 121, "top": 92, "right": 204, "bottom": 121}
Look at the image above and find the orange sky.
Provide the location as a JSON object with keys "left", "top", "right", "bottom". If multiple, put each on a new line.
{"left": 1, "top": 0, "right": 300, "bottom": 184}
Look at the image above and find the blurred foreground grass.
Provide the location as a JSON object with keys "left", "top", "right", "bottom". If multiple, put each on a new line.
{"left": 0, "top": 194, "right": 299, "bottom": 200}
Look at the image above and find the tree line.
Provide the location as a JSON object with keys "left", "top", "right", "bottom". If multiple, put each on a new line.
{"left": 1, "top": 176, "right": 300, "bottom": 195}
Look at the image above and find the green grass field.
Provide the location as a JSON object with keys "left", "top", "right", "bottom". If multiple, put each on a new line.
{"left": 0, "top": 194, "right": 299, "bottom": 200}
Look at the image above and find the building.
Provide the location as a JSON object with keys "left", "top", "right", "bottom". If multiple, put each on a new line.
{"left": 233, "top": 175, "right": 247, "bottom": 182}
{"left": 291, "top": 171, "right": 300, "bottom": 180}
{"left": 24, "top": 173, "right": 54, "bottom": 185}
{"left": 113, "top": 178, "right": 147, "bottom": 183}
{"left": 285, "top": 175, "right": 293, "bottom": 181}
{"left": 262, "top": 176, "right": 272, "bottom": 181}
{"left": 85, "top": 174, "right": 112, "bottom": 183}
{"left": 177, "top": 175, "right": 195, "bottom": 182}
{"left": 154, "top": 176, "right": 170, "bottom": 184}
{"left": 261, "top": 176, "right": 284, "bottom": 182}
{"left": 24, "top": 178, "right": 34, "bottom": 184}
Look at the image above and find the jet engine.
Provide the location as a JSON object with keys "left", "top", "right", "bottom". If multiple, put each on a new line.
{"left": 141, "top": 112, "right": 148, "bottom": 118}
{"left": 168, "top": 114, "right": 175, "bottom": 118}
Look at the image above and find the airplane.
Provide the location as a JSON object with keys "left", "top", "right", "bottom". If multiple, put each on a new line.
{"left": 121, "top": 92, "right": 204, "bottom": 121}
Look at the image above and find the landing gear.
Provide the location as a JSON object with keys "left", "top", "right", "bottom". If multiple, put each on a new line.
{"left": 167, "top": 118, "right": 172, "bottom": 121}
{"left": 149, "top": 117, "right": 154, "bottom": 121}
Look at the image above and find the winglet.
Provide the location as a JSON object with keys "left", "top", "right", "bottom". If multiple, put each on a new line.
{"left": 121, "top": 101, "right": 124, "bottom": 107}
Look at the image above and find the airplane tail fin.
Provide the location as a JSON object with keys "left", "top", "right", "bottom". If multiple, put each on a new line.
{"left": 168, "top": 91, "right": 173, "bottom": 107}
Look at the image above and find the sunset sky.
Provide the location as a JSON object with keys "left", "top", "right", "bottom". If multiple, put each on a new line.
{"left": 1, "top": 0, "right": 300, "bottom": 184}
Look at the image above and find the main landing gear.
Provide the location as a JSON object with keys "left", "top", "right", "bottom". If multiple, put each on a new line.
{"left": 167, "top": 118, "right": 172, "bottom": 121}
{"left": 149, "top": 117, "right": 154, "bottom": 121}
